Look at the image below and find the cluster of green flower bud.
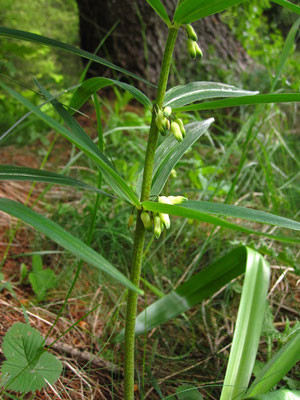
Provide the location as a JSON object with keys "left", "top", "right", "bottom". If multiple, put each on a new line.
{"left": 140, "top": 195, "right": 188, "bottom": 239}
{"left": 185, "top": 24, "right": 202, "bottom": 59}
{"left": 155, "top": 106, "right": 186, "bottom": 143}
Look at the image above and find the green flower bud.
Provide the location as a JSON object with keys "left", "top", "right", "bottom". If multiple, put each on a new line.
{"left": 175, "top": 118, "right": 186, "bottom": 138}
{"left": 194, "top": 42, "right": 203, "bottom": 58}
{"left": 159, "top": 213, "right": 170, "bottom": 229}
{"left": 170, "top": 169, "right": 177, "bottom": 178}
{"left": 187, "top": 38, "right": 197, "bottom": 59}
{"left": 186, "top": 24, "right": 198, "bottom": 41}
{"left": 154, "top": 215, "right": 162, "bottom": 239}
{"left": 168, "top": 196, "right": 188, "bottom": 205}
{"left": 170, "top": 121, "right": 183, "bottom": 142}
{"left": 141, "top": 211, "right": 152, "bottom": 231}
{"left": 163, "top": 106, "right": 172, "bottom": 117}
{"left": 158, "top": 196, "right": 173, "bottom": 205}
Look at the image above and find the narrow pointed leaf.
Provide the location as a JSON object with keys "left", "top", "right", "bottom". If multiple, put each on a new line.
{"left": 173, "top": 93, "right": 300, "bottom": 112}
{"left": 173, "top": 0, "right": 248, "bottom": 24}
{"left": 146, "top": 0, "right": 171, "bottom": 25}
{"left": 0, "top": 198, "right": 142, "bottom": 294}
{"left": 220, "top": 249, "right": 270, "bottom": 400}
{"left": 69, "top": 77, "right": 152, "bottom": 111}
{"left": 148, "top": 119, "right": 214, "bottom": 196}
{"left": 0, "top": 27, "right": 153, "bottom": 87}
{"left": 163, "top": 82, "right": 258, "bottom": 108}
{"left": 175, "top": 384, "right": 203, "bottom": 399}
{"left": 115, "top": 246, "right": 256, "bottom": 341}
{"left": 141, "top": 201, "right": 300, "bottom": 244}
{"left": 0, "top": 165, "right": 113, "bottom": 198}
{"left": 270, "top": 0, "right": 300, "bottom": 16}
{"left": 246, "top": 330, "right": 300, "bottom": 398}
{"left": 0, "top": 81, "right": 140, "bottom": 207}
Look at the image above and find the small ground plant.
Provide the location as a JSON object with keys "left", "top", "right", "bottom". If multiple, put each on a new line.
{"left": 0, "top": 0, "right": 300, "bottom": 399}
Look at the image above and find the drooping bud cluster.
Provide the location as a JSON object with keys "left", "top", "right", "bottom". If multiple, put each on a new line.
{"left": 155, "top": 106, "right": 186, "bottom": 143}
{"left": 140, "top": 196, "right": 188, "bottom": 239}
{"left": 185, "top": 24, "right": 202, "bottom": 59}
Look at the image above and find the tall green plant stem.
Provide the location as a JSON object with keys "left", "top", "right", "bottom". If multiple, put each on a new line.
{"left": 124, "top": 27, "right": 178, "bottom": 400}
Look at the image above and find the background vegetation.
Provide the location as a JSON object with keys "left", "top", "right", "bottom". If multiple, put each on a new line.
{"left": 0, "top": 0, "right": 299, "bottom": 398}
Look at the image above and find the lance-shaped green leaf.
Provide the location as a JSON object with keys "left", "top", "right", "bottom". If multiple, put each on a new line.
{"left": 0, "top": 27, "right": 153, "bottom": 87}
{"left": 163, "top": 82, "right": 258, "bottom": 109}
{"left": 270, "top": 0, "right": 300, "bottom": 16}
{"left": 146, "top": 0, "right": 171, "bottom": 25}
{"left": 115, "top": 246, "right": 256, "bottom": 341}
{"left": 141, "top": 201, "right": 300, "bottom": 244}
{"left": 0, "top": 165, "right": 113, "bottom": 198}
{"left": 220, "top": 249, "right": 270, "bottom": 400}
{"left": 147, "top": 119, "right": 214, "bottom": 196}
{"left": 244, "top": 390, "right": 300, "bottom": 400}
{"left": 0, "top": 198, "right": 142, "bottom": 294}
{"left": 69, "top": 77, "right": 152, "bottom": 111}
{"left": 245, "top": 330, "right": 300, "bottom": 398}
{"left": 173, "top": 93, "right": 300, "bottom": 112}
{"left": 0, "top": 81, "right": 140, "bottom": 207}
{"left": 173, "top": 0, "right": 248, "bottom": 24}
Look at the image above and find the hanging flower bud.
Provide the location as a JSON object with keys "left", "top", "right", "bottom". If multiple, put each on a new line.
{"left": 158, "top": 196, "right": 173, "bottom": 205}
{"left": 154, "top": 215, "right": 162, "bottom": 239}
{"left": 141, "top": 211, "right": 152, "bottom": 231}
{"left": 186, "top": 24, "right": 198, "bottom": 41}
{"left": 175, "top": 118, "right": 186, "bottom": 138}
{"left": 194, "top": 42, "right": 203, "bottom": 58}
{"left": 187, "top": 38, "right": 197, "bottom": 59}
{"left": 170, "top": 121, "right": 183, "bottom": 142}
{"left": 159, "top": 213, "right": 170, "bottom": 229}
{"left": 170, "top": 169, "right": 177, "bottom": 178}
{"left": 163, "top": 106, "right": 172, "bottom": 118}
{"left": 156, "top": 109, "right": 169, "bottom": 135}
{"left": 168, "top": 196, "right": 188, "bottom": 205}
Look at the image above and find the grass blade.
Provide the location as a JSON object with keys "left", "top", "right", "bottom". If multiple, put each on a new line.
{"left": 69, "top": 77, "right": 152, "bottom": 112}
{"left": 0, "top": 164, "right": 113, "bottom": 198}
{"left": 0, "top": 27, "right": 153, "bottom": 87}
{"left": 0, "top": 80, "right": 140, "bottom": 207}
{"left": 245, "top": 330, "right": 300, "bottom": 398}
{"left": 220, "top": 248, "right": 270, "bottom": 400}
{"left": 164, "top": 82, "right": 258, "bottom": 108}
{"left": 141, "top": 201, "right": 300, "bottom": 243}
{"left": 146, "top": 0, "right": 171, "bottom": 25}
{"left": 115, "top": 246, "right": 253, "bottom": 341}
{"left": 0, "top": 198, "right": 142, "bottom": 294}
{"left": 173, "top": 0, "right": 248, "bottom": 24}
{"left": 244, "top": 390, "right": 300, "bottom": 399}
{"left": 173, "top": 93, "right": 300, "bottom": 112}
{"left": 270, "top": 0, "right": 300, "bottom": 16}
{"left": 148, "top": 119, "right": 214, "bottom": 196}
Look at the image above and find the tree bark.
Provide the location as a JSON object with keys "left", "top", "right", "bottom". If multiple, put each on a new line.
{"left": 76, "top": 0, "right": 251, "bottom": 95}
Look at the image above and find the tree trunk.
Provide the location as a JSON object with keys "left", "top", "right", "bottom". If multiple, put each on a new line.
{"left": 76, "top": 0, "right": 251, "bottom": 95}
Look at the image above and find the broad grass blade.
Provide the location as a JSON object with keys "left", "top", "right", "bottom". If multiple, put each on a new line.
{"left": 146, "top": 0, "right": 171, "bottom": 25}
{"left": 147, "top": 119, "right": 214, "bottom": 196}
{"left": 270, "top": 0, "right": 300, "bottom": 16}
{"left": 220, "top": 249, "right": 270, "bottom": 400}
{"left": 0, "top": 27, "right": 153, "bottom": 87}
{"left": 245, "top": 330, "right": 300, "bottom": 398}
{"left": 173, "top": 0, "right": 248, "bottom": 24}
{"left": 115, "top": 246, "right": 250, "bottom": 341}
{"left": 0, "top": 81, "right": 140, "bottom": 207}
{"left": 173, "top": 93, "right": 300, "bottom": 112}
{"left": 141, "top": 201, "right": 300, "bottom": 243}
{"left": 0, "top": 165, "right": 113, "bottom": 198}
{"left": 164, "top": 82, "right": 258, "bottom": 108}
{"left": 69, "top": 77, "right": 152, "bottom": 111}
{"left": 244, "top": 390, "right": 300, "bottom": 400}
{"left": 0, "top": 198, "right": 142, "bottom": 294}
